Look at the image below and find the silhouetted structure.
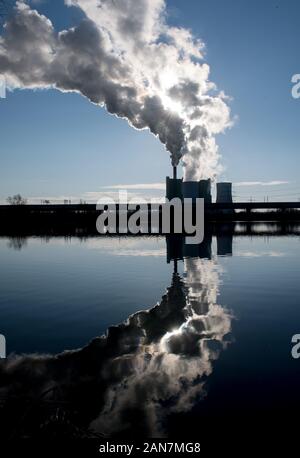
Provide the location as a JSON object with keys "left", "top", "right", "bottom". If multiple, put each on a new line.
{"left": 216, "top": 182, "right": 233, "bottom": 203}
{"left": 217, "top": 234, "right": 233, "bottom": 256}
{"left": 166, "top": 176, "right": 183, "bottom": 200}
{"left": 182, "top": 179, "right": 212, "bottom": 203}
{"left": 166, "top": 234, "right": 212, "bottom": 263}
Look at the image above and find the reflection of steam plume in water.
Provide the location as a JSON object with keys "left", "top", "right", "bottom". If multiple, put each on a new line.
{"left": 0, "top": 1, "right": 231, "bottom": 179}
{"left": 0, "top": 249, "right": 232, "bottom": 438}
{"left": 92, "top": 258, "right": 232, "bottom": 437}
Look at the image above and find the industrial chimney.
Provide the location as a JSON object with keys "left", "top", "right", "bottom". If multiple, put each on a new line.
{"left": 166, "top": 166, "right": 182, "bottom": 200}
{"left": 173, "top": 166, "right": 177, "bottom": 180}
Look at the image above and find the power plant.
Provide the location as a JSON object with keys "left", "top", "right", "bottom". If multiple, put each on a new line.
{"left": 166, "top": 167, "right": 232, "bottom": 204}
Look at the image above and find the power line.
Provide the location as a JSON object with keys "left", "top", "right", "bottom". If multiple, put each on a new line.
{"left": 234, "top": 192, "right": 300, "bottom": 198}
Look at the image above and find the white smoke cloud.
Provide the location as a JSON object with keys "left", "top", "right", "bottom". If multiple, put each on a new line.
{"left": 0, "top": 0, "right": 232, "bottom": 179}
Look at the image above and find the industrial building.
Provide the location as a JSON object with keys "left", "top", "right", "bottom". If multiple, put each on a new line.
{"left": 216, "top": 182, "right": 233, "bottom": 203}
{"left": 166, "top": 167, "right": 232, "bottom": 204}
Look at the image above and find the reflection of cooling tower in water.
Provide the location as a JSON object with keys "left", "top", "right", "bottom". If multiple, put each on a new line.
{"left": 183, "top": 233, "right": 212, "bottom": 259}
{"left": 217, "top": 234, "right": 233, "bottom": 256}
{"left": 166, "top": 234, "right": 212, "bottom": 263}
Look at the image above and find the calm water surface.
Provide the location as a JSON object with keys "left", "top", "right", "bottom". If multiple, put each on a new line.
{"left": 0, "top": 228, "right": 299, "bottom": 437}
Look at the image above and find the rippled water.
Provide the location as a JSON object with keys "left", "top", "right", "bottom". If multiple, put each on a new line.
{"left": 0, "top": 227, "right": 299, "bottom": 438}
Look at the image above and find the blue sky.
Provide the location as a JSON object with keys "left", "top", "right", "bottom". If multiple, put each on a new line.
{"left": 1, "top": 0, "right": 300, "bottom": 203}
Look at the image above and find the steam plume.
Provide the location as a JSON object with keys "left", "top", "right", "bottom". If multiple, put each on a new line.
{"left": 0, "top": 0, "right": 232, "bottom": 179}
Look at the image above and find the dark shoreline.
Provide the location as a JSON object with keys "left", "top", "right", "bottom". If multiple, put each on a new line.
{"left": 1, "top": 203, "right": 300, "bottom": 237}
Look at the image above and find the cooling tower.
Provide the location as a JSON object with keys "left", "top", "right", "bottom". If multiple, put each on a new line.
{"left": 216, "top": 182, "right": 233, "bottom": 203}
{"left": 199, "top": 179, "right": 212, "bottom": 203}
{"left": 182, "top": 181, "right": 199, "bottom": 200}
{"left": 182, "top": 179, "right": 212, "bottom": 203}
